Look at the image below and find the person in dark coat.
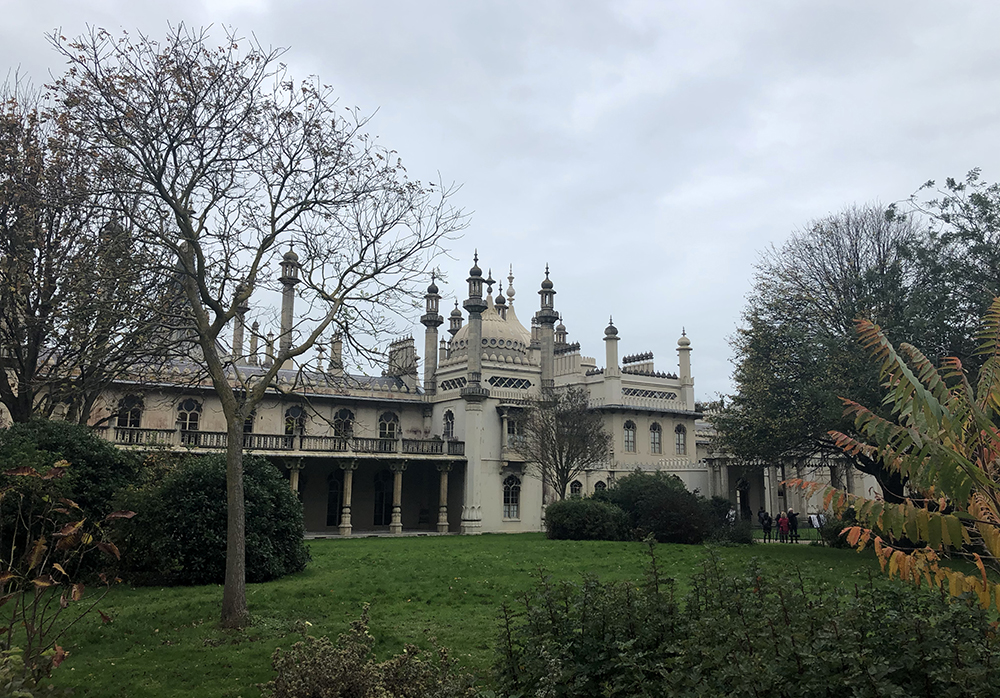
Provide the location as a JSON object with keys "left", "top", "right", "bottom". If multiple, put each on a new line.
{"left": 787, "top": 509, "right": 799, "bottom": 543}
{"left": 761, "top": 511, "right": 773, "bottom": 543}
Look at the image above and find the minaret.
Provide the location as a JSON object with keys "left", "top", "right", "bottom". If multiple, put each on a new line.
{"left": 421, "top": 274, "right": 444, "bottom": 394}
{"left": 248, "top": 320, "right": 260, "bottom": 366}
{"left": 462, "top": 253, "right": 488, "bottom": 397}
{"left": 460, "top": 252, "right": 489, "bottom": 535}
{"left": 278, "top": 248, "right": 300, "bottom": 370}
{"left": 604, "top": 317, "right": 622, "bottom": 405}
{"left": 535, "top": 265, "right": 559, "bottom": 392}
{"left": 231, "top": 283, "right": 250, "bottom": 366}
{"left": 677, "top": 330, "right": 694, "bottom": 408}
{"left": 554, "top": 315, "right": 567, "bottom": 346}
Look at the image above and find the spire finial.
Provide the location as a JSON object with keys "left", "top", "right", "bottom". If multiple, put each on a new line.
{"left": 506, "top": 265, "right": 516, "bottom": 302}
{"left": 682, "top": 327, "right": 687, "bottom": 336}
{"left": 486, "top": 268, "right": 495, "bottom": 294}
{"left": 473, "top": 250, "right": 478, "bottom": 265}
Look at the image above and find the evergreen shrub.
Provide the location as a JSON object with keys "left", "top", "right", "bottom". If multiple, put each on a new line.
{"left": 544, "top": 498, "right": 629, "bottom": 540}
{"left": 114, "top": 453, "right": 310, "bottom": 586}
{"left": 602, "top": 470, "right": 710, "bottom": 544}
{"left": 0, "top": 420, "right": 140, "bottom": 517}
{"left": 495, "top": 549, "right": 1000, "bottom": 697}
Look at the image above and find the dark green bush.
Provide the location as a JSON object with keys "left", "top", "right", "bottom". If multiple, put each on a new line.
{"left": 495, "top": 549, "right": 1000, "bottom": 697}
{"left": 261, "top": 605, "right": 476, "bottom": 698}
{"left": 544, "top": 498, "right": 629, "bottom": 540}
{"left": 603, "top": 470, "right": 710, "bottom": 544}
{"left": 818, "top": 508, "right": 856, "bottom": 548}
{"left": 0, "top": 420, "right": 140, "bottom": 517}
{"left": 114, "top": 453, "right": 310, "bottom": 586}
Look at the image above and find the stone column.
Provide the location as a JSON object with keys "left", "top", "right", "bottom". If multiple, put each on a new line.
{"left": 390, "top": 461, "right": 407, "bottom": 534}
{"left": 437, "top": 462, "right": 452, "bottom": 533}
{"left": 288, "top": 462, "right": 303, "bottom": 493}
{"left": 339, "top": 460, "right": 356, "bottom": 537}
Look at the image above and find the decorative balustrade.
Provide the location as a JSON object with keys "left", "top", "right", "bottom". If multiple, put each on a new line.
{"left": 103, "top": 427, "right": 462, "bottom": 458}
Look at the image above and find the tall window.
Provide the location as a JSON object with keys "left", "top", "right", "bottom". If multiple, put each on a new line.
{"left": 675, "top": 424, "right": 687, "bottom": 455}
{"left": 650, "top": 422, "right": 662, "bottom": 454}
{"left": 177, "top": 398, "right": 201, "bottom": 431}
{"left": 443, "top": 410, "right": 455, "bottom": 439}
{"left": 623, "top": 420, "right": 636, "bottom": 453}
{"left": 117, "top": 395, "right": 143, "bottom": 428}
{"left": 379, "top": 412, "right": 399, "bottom": 440}
{"left": 333, "top": 408, "right": 354, "bottom": 439}
{"left": 594, "top": 481, "right": 607, "bottom": 493}
{"left": 570, "top": 480, "right": 583, "bottom": 498}
{"left": 506, "top": 417, "right": 521, "bottom": 447}
{"left": 285, "top": 406, "right": 306, "bottom": 435}
{"left": 373, "top": 469, "right": 393, "bottom": 526}
{"left": 327, "top": 471, "right": 343, "bottom": 527}
{"left": 503, "top": 475, "right": 521, "bottom": 519}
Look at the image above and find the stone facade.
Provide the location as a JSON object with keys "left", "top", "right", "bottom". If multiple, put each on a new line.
{"left": 82, "top": 254, "right": 708, "bottom": 535}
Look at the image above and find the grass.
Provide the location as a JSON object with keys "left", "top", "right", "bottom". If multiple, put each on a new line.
{"left": 46, "top": 534, "right": 886, "bottom": 697}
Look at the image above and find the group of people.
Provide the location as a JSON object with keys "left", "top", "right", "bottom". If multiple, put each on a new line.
{"left": 758, "top": 507, "right": 800, "bottom": 543}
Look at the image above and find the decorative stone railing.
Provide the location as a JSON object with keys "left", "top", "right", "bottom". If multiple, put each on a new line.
{"left": 101, "top": 427, "right": 463, "bottom": 458}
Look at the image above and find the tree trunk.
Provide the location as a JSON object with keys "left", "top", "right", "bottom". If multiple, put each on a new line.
{"left": 220, "top": 418, "right": 248, "bottom": 628}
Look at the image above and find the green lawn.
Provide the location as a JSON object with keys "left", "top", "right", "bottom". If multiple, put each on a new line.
{"left": 47, "top": 534, "right": 885, "bottom": 698}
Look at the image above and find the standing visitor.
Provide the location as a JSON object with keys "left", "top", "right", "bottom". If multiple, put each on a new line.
{"left": 761, "top": 511, "right": 773, "bottom": 543}
{"left": 787, "top": 509, "right": 799, "bottom": 543}
{"left": 777, "top": 511, "right": 790, "bottom": 543}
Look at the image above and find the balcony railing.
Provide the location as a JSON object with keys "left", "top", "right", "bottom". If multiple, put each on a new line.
{"left": 102, "top": 427, "right": 462, "bottom": 458}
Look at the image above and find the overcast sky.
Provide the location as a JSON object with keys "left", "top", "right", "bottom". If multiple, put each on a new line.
{"left": 4, "top": 1, "right": 1000, "bottom": 401}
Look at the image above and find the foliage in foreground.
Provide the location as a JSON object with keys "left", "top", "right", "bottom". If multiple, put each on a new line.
{"left": 495, "top": 548, "right": 1000, "bottom": 697}
{"left": 0, "top": 463, "right": 128, "bottom": 684}
{"left": 794, "top": 296, "right": 1000, "bottom": 607}
{"left": 113, "top": 454, "right": 309, "bottom": 586}
{"left": 261, "top": 605, "right": 477, "bottom": 698}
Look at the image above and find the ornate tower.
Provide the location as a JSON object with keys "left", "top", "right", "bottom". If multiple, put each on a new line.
{"left": 278, "top": 248, "right": 300, "bottom": 370}
{"left": 677, "top": 330, "right": 693, "bottom": 408}
{"left": 535, "top": 266, "right": 559, "bottom": 391}
{"left": 604, "top": 317, "right": 622, "bottom": 405}
{"left": 460, "top": 253, "right": 489, "bottom": 535}
{"left": 231, "top": 283, "right": 250, "bottom": 366}
{"left": 420, "top": 274, "right": 444, "bottom": 394}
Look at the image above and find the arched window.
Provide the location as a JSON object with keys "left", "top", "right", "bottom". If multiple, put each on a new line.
{"left": 650, "top": 422, "right": 662, "bottom": 454}
{"left": 443, "top": 410, "right": 455, "bottom": 439}
{"left": 570, "top": 480, "right": 583, "bottom": 498}
{"left": 379, "top": 412, "right": 399, "bottom": 440}
{"left": 373, "top": 469, "right": 393, "bottom": 526}
{"left": 177, "top": 398, "right": 202, "bottom": 445}
{"left": 327, "top": 471, "right": 343, "bottom": 527}
{"left": 503, "top": 475, "right": 521, "bottom": 519}
{"left": 117, "top": 395, "right": 143, "bottom": 429}
{"left": 177, "top": 399, "right": 201, "bottom": 430}
{"left": 333, "top": 408, "right": 354, "bottom": 439}
{"left": 623, "top": 420, "right": 637, "bottom": 453}
{"left": 285, "top": 406, "right": 307, "bottom": 435}
{"left": 594, "top": 481, "right": 607, "bottom": 493}
{"left": 675, "top": 424, "right": 687, "bottom": 455}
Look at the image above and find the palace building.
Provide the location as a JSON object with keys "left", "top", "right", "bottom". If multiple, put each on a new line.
{"left": 80, "top": 253, "right": 709, "bottom": 535}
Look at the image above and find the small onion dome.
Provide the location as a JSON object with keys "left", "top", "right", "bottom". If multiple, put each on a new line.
{"left": 677, "top": 329, "right": 691, "bottom": 347}
{"left": 541, "top": 266, "right": 554, "bottom": 290}
{"left": 469, "top": 252, "right": 482, "bottom": 277}
{"left": 427, "top": 275, "right": 439, "bottom": 295}
{"left": 496, "top": 291, "right": 507, "bottom": 307}
{"left": 605, "top": 317, "right": 618, "bottom": 337}
{"left": 450, "top": 301, "right": 463, "bottom": 318}
{"left": 283, "top": 247, "right": 299, "bottom": 263}
{"left": 556, "top": 316, "right": 566, "bottom": 332}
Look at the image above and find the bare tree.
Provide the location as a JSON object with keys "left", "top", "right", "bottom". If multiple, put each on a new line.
{"left": 518, "top": 387, "right": 611, "bottom": 500}
{"left": 50, "top": 25, "right": 465, "bottom": 627}
{"left": 0, "top": 84, "right": 171, "bottom": 425}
